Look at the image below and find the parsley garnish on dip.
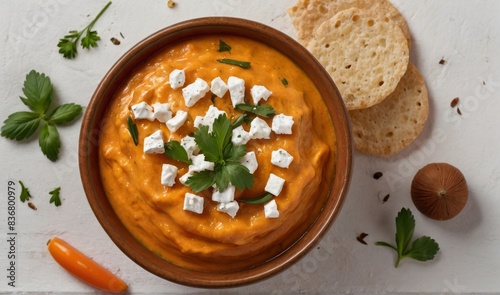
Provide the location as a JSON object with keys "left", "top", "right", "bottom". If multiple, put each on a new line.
{"left": 98, "top": 35, "right": 336, "bottom": 271}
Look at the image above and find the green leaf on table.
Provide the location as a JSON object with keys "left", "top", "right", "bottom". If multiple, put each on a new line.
{"left": 1, "top": 112, "right": 41, "bottom": 141}
{"left": 49, "top": 187, "right": 62, "bottom": 207}
{"left": 39, "top": 122, "right": 61, "bottom": 162}
{"left": 375, "top": 207, "right": 440, "bottom": 267}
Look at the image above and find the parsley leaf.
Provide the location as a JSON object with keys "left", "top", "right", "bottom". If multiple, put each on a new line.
{"left": 375, "top": 208, "right": 439, "bottom": 267}
{"left": 39, "top": 122, "right": 61, "bottom": 162}
{"left": 1, "top": 112, "right": 41, "bottom": 141}
{"left": 49, "top": 187, "right": 62, "bottom": 207}
{"left": 57, "top": 1, "right": 112, "bottom": 59}
{"left": 0, "top": 70, "right": 82, "bottom": 161}
{"left": 19, "top": 180, "right": 32, "bottom": 203}
{"left": 20, "top": 70, "right": 53, "bottom": 114}
{"left": 175, "top": 114, "right": 254, "bottom": 193}
{"left": 48, "top": 103, "right": 82, "bottom": 124}
{"left": 223, "top": 162, "right": 253, "bottom": 191}
{"left": 193, "top": 125, "right": 221, "bottom": 163}
{"left": 235, "top": 103, "right": 276, "bottom": 118}
{"left": 185, "top": 170, "right": 216, "bottom": 193}
{"left": 218, "top": 40, "right": 232, "bottom": 52}
{"left": 164, "top": 140, "right": 192, "bottom": 164}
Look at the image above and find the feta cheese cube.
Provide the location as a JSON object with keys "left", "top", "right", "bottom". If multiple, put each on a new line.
{"left": 143, "top": 130, "right": 165, "bottom": 154}
{"left": 264, "top": 173, "right": 285, "bottom": 196}
{"left": 212, "top": 184, "right": 236, "bottom": 203}
{"left": 264, "top": 199, "right": 279, "bottom": 218}
{"left": 183, "top": 193, "right": 204, "bottom": 214}
{"left": 250, "top": 85, "right": 272, "bottom": 105}
{"left": 179, "top": 171, "right": 192, "bottom": 185}
{"left": 180, "top": 136, "right": 199, "bottom": 157}
{"left": 249, "top": 117, "right": 271, "bottom": 139}
{"left": 272, "top": 113, "right": 294, "bottom": 135}
{"left": 193, "top": 105, "right": 226, "bottom": 132}
{"left": 152, "top": 102, "right": 172, "bottom": 123}
{"left": 271, "top": 148, "right": 294, "bottom": 168}
{"left": 189, "top": 154, "right": 215, "bottom": 172}
{"left": 131, "top": 101, "right": 154, "bottom": 121}
{"left": 210, "top": 76, "right": 229, "bottom": 98}
{"left": 182, "top": 78, "right": 210, "bottom": 107}
{"left": 161, "top": 164, "right": 178, "bottom": 186}
{"left": 166, "top": 110, "right": 188, "bottom": 132}
{"left": 227, "top": 76, "right": 245, "bottom": 107}
{"left": 169, "top": 69, "right": 186, "bottom": 90}
{"left": 231, "top": 125, "right": 250, "bottom": 145}
{"left": 239, "top": 151, "right": 259, "bottom": 174}
{"left": 217, "top": 201, "right": 240, "bottom": 218}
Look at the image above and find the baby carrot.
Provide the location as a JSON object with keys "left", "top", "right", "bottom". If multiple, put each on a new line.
{"left": 47, "top": 237, "right": 128, "bottom": 293}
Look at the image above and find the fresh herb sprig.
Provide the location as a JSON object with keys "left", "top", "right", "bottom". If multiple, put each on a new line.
{"left": 235, "top": 103, "right": 275, "bottom": 118}
{"left": 164, "top": 114, "right": 253, "bottom": 193}
{"left": 57, "top": 1, "right": 112, "bottom": 59}
{"left": 375, "top": 208, "right": 439, "bottom": 267}
{"left": 19, "top": 180, "right": 32, "bottom": 203}
{"left": 0, "top": 70, "right": 82, "bottom": 161}
{"left": 49, "top": 187, "right": 62, "bottom": 207}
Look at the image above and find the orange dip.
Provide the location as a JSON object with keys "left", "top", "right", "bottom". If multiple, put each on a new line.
{"left": 99, "top": 35, "right": 336, "bottom": 271}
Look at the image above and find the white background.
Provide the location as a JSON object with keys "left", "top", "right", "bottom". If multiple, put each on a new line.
{"left": 1, "top": 0, "right": 499, "bottom": 294}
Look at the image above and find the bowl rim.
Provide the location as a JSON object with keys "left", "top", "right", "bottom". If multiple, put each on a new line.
{"left": 79, "top": 16, "right": 352, "bottom": 288}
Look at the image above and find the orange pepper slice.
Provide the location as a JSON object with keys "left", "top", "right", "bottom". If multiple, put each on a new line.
{"left": 47, "top": 237, "right": 128, "bottom": 293}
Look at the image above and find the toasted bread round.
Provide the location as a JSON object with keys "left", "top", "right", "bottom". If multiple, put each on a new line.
{"left": 349, "top": 63, "right": 429, "bottom": 156}
{"left": 288, "top": 0, "right": 411, "bottom": 48}
{"left": 307, "top": 7, "right": 409, "bottom": 110}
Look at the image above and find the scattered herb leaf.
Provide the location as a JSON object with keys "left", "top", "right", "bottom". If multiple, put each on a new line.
{"left": 49, "top": 187, "right": 62, "bottom": 207}
{"left": 217, "top": 58, "right": 251, "bottom": 69}
{"left": 182, "top": 114, "right": 254, "bottom": 193}
{"left": 373, "top": 171, "right": 383, "bottom": 179}
{"left": 375, "top": 208, "right": 439, "bottom": 267}
{"left": 164, "top": 140, "right": 192, "bottom": 165}
{"left": 126, "top": 116, "right": 139, "bottom": 146}
{"left": 239, "top": 192, "right": 274, "bottom": 205}
{"left": 357, "top": 233, "right": 369, "bottom": 245}
{"left": 235, "top": 103, "right": 275, "bottom": 118}
{"left": 281, "top": 77, "right": 288, "bottom": 86}
{"left": 57, "top": 1, "right": 112, "bottom": 59}
{"left": 39, "top": 122, "right": 61, "bottom": 162}
{"left": 19, "top": 180, "right": 32, "bottom": 203}
{"left": 218, "top": 40, "right": 232, "bottom": 53}
{"left": 0, "top": 70, "right": 82, "bottom": 161}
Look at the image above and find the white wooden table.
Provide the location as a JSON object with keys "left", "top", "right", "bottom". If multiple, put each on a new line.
{"left": 1, "top": 0, "right": 499, "bottom": 293}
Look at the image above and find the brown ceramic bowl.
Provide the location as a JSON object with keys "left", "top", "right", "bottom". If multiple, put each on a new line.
{"left": 79, "top": 17, "right": 352, "bottom": 288}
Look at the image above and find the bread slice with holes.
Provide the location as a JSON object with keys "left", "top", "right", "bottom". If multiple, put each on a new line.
{"left": 288, "top": 0, "right": 412, "bottom": 48}
{"left": 349, "top": 62, "right": 429, "bottom": 156}
{"left": 307, "top": 7, "right": 409, "bottom": 110}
